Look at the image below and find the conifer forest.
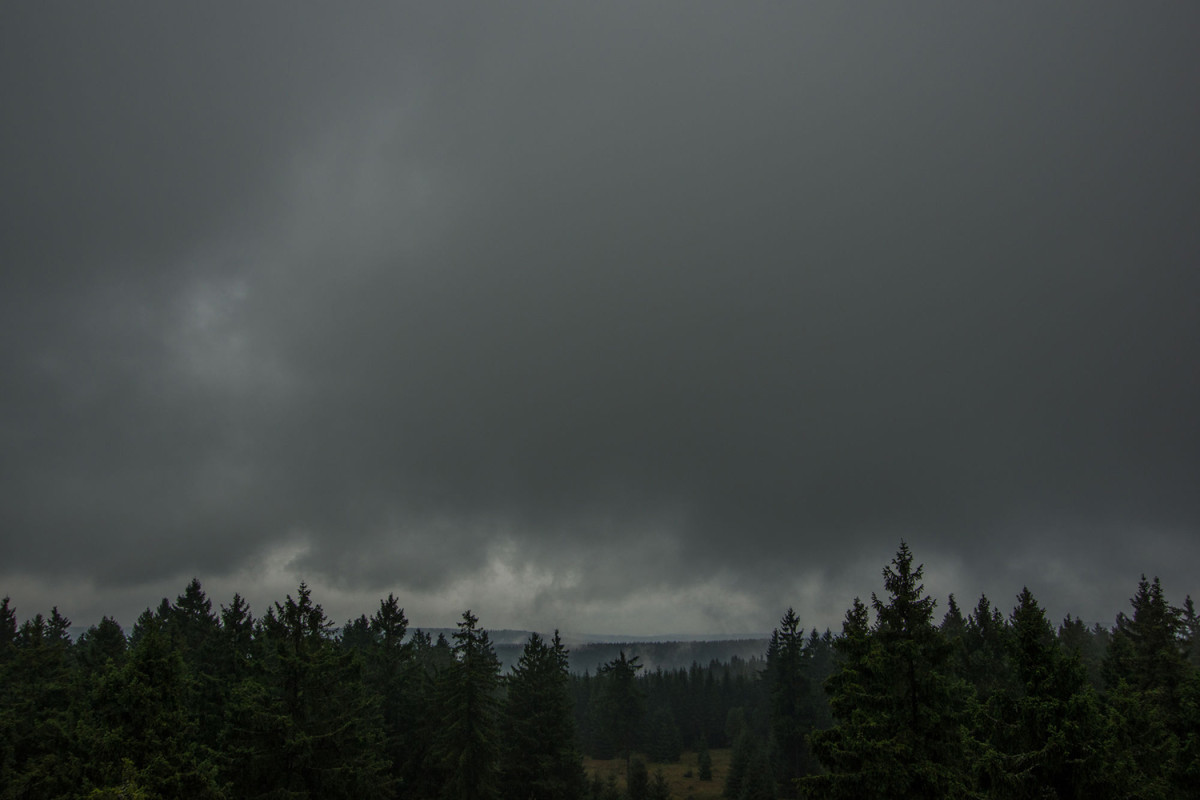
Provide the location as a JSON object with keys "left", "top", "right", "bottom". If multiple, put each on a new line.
{"left": 3, "top": 543, "right": 1198, "bottom": 799}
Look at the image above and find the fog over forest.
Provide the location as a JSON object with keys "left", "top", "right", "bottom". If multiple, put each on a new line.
{"left": 2, "top": 3, "right": 1198, "bottom": 637}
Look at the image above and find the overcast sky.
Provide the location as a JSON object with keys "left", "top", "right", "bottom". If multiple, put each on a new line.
{"left": 3, "top": 3, "right": 1198, "bottom": 637}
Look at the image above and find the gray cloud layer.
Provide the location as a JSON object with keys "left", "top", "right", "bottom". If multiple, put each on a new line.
{"left": 3, "top": 4, "right": 1198, "bottom": 634}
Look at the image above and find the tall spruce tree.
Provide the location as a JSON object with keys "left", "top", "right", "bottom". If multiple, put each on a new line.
{"left": 401, "top": 629, "right": 455, "bottom": 799}
{"left": 81, "top": 613, "right": 222, "bottom": 799}
{"left": 765, "top": 607, "right": 811, "bottom": 796}
{"left": 805, "top": 543, "right": 979, "bottom": 800}
{"left": 1, "top": 608, "right": 84, "bottom": 800}
{"left": 1101, "top": 576, "right": 1193, "bottom": 799}
{"left": 433, "top": 610, "right": 502, "bottom": 800}
{"left": 224, "top": 583, "right": 389, "bottom": 799}
{"left": 596, "top": 651, "right": 644, "bottom": 773}
{"left": 75, "top": 616, "right": 127, "bottom": 675}
{"left": 498, "top": 631, "right": 586, "bottom": 800}
{"left": 981, "top": 588, "right": 1108, "bottom": 799}
{"left": 363, "top": 594, "right": 415, "bottom": 792}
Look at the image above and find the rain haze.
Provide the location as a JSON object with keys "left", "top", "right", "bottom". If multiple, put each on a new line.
{"left": 2, "top": 4, "right": 1198, "bottom": 638}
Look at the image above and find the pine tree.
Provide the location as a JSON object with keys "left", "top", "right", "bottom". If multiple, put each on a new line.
{"left": 1105, "top": 576, "right": 1187, "bottom": 699}
{"left": 75, "top": 616, "right": 127, "bottom": 675}
{"left": 645, "top": 706, "right": 683, "bottom": 764}
{"left": 363, "top": 594, "right": 415, "bottom": 792}
{"left": 433, "top": 610, "right": 502, "bottom": 800}
{"left": 806, "top": 628, "right": 836, "bottom": 732}
{"left": 1181, "top": 596, "right": 1200, "bottom": 669}
{"left": 400, "top": 629, "right": 455, "bottom": 798}
{"left": 597, "top": 651, "right": 644, "bottom": 772}
{"left": 224, "top": 583, "right": 390, "bottom": 799}
{"left": 218, "top": 592, "right": 254, "bottom": 683}
{"left": 81, "top": 613, "right": 222, "bottom": 798}
{"left": 961, "top": 594, "right": 1015, "bottom": 700}
{"left": 766, "top": 607, "right": 812, "bottom": 795}
{"left": 1101, "top": 576, "right": 1193, "bottom": 799}
{"left": 981, "top": 588, "right": 1109, "bottom": 799}
{"left": 0, "top": 597, "right": 16, "bottom": 658}
{"left": 165, "top": 579, "right": 226, "bottom": 754}
{"left": 498, "top": 631, "right": 587, "bottom": 800}
{"left": 805, "top": 543, "right": 979, "bottom": 799}
{"left": 1, "top": 608, "right": 85, "bottom": 799}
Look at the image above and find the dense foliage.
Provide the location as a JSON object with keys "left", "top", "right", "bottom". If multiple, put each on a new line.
{"left": 2, "top": 543, "right": 1198, "bottom": 799}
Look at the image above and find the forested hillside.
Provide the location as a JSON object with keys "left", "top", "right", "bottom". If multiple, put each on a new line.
{"left": 2, "top": 543, "right": 1198, "bottom": 798}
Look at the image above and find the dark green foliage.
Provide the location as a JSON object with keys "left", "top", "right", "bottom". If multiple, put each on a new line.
{"left": 1057, "top": 613, "right": 1107, "bottom": 691}
{"left": 224, "top": 582, "right": 390, "bottom": 799}
{"left": 725, "top": 731, "right": 776, "bottom": 800}
{"left": 1182, "top": 596, "right": 1200, "bottom": 669}
{"left": 738, "top": 741, "right": 776, "bottom": 800}
{"left": 361, "top": 594, "right": 416, "bottom": 792}
{"left": 434, "top": 610, "right": 502, "bottom": 800}
{"left": 805, "top": 543, "right": 979, "bottom": 800}
{"left": 0, "top": 597, "right": 16, "bottom": 654}
{"left": 805, "top": 628, "right": 836, "bottom": 732}
{"left": 219, "top": 592, "right": 255, "bottom": 682}
{"left": 1105, "top": 576, "right": 1188, "bottom": 698}
{"left": 1099, "top": 575, "right": 1197, "bottom": 799}
{"left": 723, "top": 731, "right": 758, "bottom": 800}
{"left": 979, "top": 587, "right": 1109, "bottom": 799}
{"left": 645, "top": 706, "right": 684, "bottom": 763}
{"left": 961, "top": 594, "right": 1015, "bottom": 700}
{"left": 2, "top": 552, "right": 1197, "bottom": 800}
{"left": 76, "top": 616, "right": 128, "bottom": 680}
{"left": 766, "top": 607, "right": 811, "bottom": 794}
{"left": 498, "top": 631, "right": 586, "bottom": 800}
{"left": 1, "top": 607, "right": 84, "bottom": 800}
{"left": 596, "top": 651, "right": 644, "bottom": 767}
{"left": 82, "top": 614, "right": 222, "bottom": 798}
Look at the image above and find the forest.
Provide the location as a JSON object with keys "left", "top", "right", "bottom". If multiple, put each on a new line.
{"left": 2, "top": 542, "right": 1198, "bottom": 799}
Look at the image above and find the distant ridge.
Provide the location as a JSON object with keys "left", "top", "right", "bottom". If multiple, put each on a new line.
{"left": 397, "top": 627, "right": 770, "bottom": 673}
{"left": 405, "top": 628, "right": 769, "bottom": 645}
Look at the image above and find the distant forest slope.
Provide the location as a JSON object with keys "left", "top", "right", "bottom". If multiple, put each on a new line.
{"left": 551, "top": 638, "right": 769, "bottom": 674}
{"left": 405, "top": 629, "right": 771, "bottom": 673}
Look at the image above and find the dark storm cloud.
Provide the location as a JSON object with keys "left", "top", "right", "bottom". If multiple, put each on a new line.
{"left": 2, "top": 4, "right": 1198, "bottom": 632}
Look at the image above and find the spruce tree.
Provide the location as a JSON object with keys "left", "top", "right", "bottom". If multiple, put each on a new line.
{"left": 82, "top": 614, "right": 222, "bottom": 798}
{"left": 805, "top": 543, "right": 979, "bottom": 799}
{"left": 766, "top": 607, "right": 811, "bottom": 795}
{"left": 1101, "top": 576, "right": 1193, "bottom": 799}
{"left": 982, "top": 588, "right": 1108, "bottom": 799}
{"left": 224, "top": 583, "right": 389, "bottom": 799}
{"left": 1, "top": 608, "right": 84, "bottom": 799}
{"left": 1181, "top": 596, "right": 1200, "bottom": 669}
{"left": 498, "top": 631, "right": 587, "bottom": 800}
{"left": 75, "top": 616, "right": 127, "bottom": 675}
{"left": 644, "top": 706, "right": 683, "bottom": 763}
{"left": 433, "top": 610, "right": 502, "bottom": 800}
{"left": 364, "top": 594, "right": 415, "bottom": 792}
{"left": 597, "top": 651, "right": 644, "bottom": 772}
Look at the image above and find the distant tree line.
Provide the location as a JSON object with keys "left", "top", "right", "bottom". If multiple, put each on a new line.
{"left": 2, "top": 541, "right": 1198, "bottom": 799}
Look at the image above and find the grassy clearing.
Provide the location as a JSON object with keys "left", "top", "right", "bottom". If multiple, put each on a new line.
{"left": 583, "top": 748, "right": 732, "bottom": 800}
